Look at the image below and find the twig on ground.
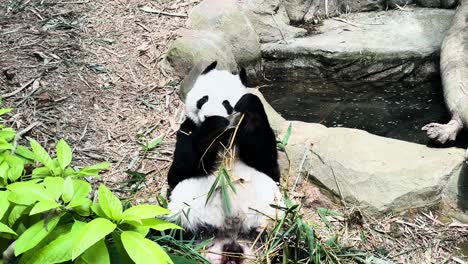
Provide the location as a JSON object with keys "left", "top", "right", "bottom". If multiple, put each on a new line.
{"left": 1, "top": 77, "right": 40, "bottom": 99}
{"left": 291, "top": 147, "right": 309, "bottom": 192}
{"left": 140, "top": 6, "right": 187, "bottom": 18}
{"left": 10, "top": 122, "right": 41, "bottom": 154}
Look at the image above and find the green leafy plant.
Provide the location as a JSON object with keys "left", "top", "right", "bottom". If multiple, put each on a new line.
{"left": 277, "top": 123, "right": 292, "bottom": 151}
{"left": 0, "top": 107, "right": 181, "bottom": 264}
{"left": 137, "top": 133, "right": 165, "bottom": 152}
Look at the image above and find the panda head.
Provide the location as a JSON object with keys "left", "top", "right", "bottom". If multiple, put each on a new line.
{"left": 185, "top": 61, "right": 248, "bottom": 125}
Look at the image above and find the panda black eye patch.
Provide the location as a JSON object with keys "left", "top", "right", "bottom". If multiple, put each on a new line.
{"left": 222, "top": 100, "right": 233, "bottom": 114}
{"left": 196, "top": 95, "right": 209, "bottom": 109}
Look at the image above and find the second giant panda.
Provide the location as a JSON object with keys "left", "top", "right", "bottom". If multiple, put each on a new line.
{"left": 166, "top": 61, "right": 282, "bottom": 264}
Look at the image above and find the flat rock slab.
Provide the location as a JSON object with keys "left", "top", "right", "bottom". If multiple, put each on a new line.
{"left": 262, "top": 8, "right": 455, "bottom": 81}
{"left": 285, "top": 121, "right": 466, "bottom": 215}
{"left": 251, "top": 89, "right": 467, "bottom": 215}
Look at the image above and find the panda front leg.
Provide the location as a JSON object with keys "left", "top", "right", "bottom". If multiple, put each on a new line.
{"left": 234, "top": 94, "right": 280, "bottom": 182}
{"left": 167, "top": 116, "right": 232, "bottom": 189}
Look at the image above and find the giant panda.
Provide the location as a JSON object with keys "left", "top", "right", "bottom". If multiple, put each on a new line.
{"left": 166, "top": 61, "right": 282, "bottom": 264}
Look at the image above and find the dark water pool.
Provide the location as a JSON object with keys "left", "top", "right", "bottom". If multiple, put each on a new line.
{"left": 260, "top": 80, "right": 468, "bottom": 147}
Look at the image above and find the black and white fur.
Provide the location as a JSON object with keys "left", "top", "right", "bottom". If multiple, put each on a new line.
{"left": 167, "top": 62, "right": 282, "bottom": 264}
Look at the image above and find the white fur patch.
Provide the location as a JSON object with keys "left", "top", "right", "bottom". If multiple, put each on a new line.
{"left": 167, "top": 161, "right": 283, "bottom": 233}
{"left": 185, "top": 69, "right": 246, "bottom": 125}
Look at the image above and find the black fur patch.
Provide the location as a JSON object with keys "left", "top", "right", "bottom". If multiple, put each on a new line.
{"left": 222, "top": 100, "right": 234, "bottom": 115}
{"left": 202, "top": 61, "right": 217, "bottom": 75}
{"left": 234, "top": 93, "right": 280, "bottom": 182}
{"left": 196, "top": 95, "right": 209, "bottom": 109}
{"left": 239, "top": 68, "right": 248, "bottom": 87}
{"left": 167, "top": 116, "right": 233, "bottom": 189}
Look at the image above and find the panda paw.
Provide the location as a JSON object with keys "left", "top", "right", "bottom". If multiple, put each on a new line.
{"left": 200, "top": 116, "right": 230, "bottom": 131}
{"left": 234, "top": 93, "right": 264, "bottom": 113}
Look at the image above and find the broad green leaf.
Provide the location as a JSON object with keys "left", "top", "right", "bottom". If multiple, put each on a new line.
{"left": 0, "top": 108, "right": 13, "bottom": 116}
{"left": 7, "top": 162, "right": 23, "bottom": 182}
{"left": 29, "top": 138, "right": 53, "bottom": 169}
{"left": 68, "top": 197, "right": 91, "bottom": 209}
{"left": 8, "top": 182, "right": 53, "bottom": 205}
{"left": 51, "top": 159, "right": 61, "bottom": 177}
{"left": 91, "top": 203, "right": 107, "bottom": 218}
{"left": 3, "top": 154, "right": 25, "bottom": 181}
{"left": 98, "top": 185, "right": 122, "bottom": 221}
{"left": 67, "top": 198, "right": 92, "bottom": 217}
{"left": 121, "top": 204, "right": 170, "bottom": 221}
{"left": 0, "top": 128, "right": 16, "bottom": 141}
{"left": 18, "top": 223, "right": 75, "bottom": 264}
{"left": 30, "top": 200, "right": 61, "bottom": 215}
{"left": 28, "top": 221, "right": 85, "bottom": 264}
{"left": 0, "top": 141, "right": 13, "bottom": 151}
{"left": 15, "top": 145, "right": 36, "bottom": 160}
{"left": 121, "top": 218, "right": 142, "bottom": 226}
{"left": 8, "top": 204, "right": 28, "bottom": 226}
{"left": 63, "top": 167, "right": 76, "bottom": 177}
{"left": 121, "top": 231, "right": 172, "bottom": 264}
{"left": 110, "top": 233, "right": 133, "bottom": 264}
{"left": 0, "top": 162, "right": 8, "bottom": 181}
{"left": 43, "top": 177, "right": 64, "bottom": 201}
{"left": 72, "top": 218, "right": 116, "bottom": 260}
{"left": 56, "top": 139, "right": 72, "bottom": 170}
{"left": 146, "top": 134, "right": 165, "bottom": 151}
{"left": 0, "top": 222, "right": 17, "bottom": 236}
{"left": 80, "top": 162, "right": 111, "bottom": 174}
{"left": 14, "top": 214, "right": 61, "bottom": 256}
{"left": 140, "top": 218, "right": 182, "bottom": 231}
{"left": 62, "top": 177, "right": 74, "bottom": 203}
{"left": 78, "top": 239, "right": 110, "bottom": 264}
{"left": 32, "top": 166, "right": 51, "bottom": 178}
{"left": 71, "top": 179, "right": 92, "bottom": 200}
{"left": 0, "top": 191, "right": 10, "bottom": 219}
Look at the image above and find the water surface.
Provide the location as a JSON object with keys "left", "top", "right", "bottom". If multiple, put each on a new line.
{"left": 260, "top": 80, "right": 468, "bottom": 147}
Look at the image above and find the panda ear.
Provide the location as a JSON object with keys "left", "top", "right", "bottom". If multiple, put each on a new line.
{"left": 239, "top": 68, "right": 248, "bottom": 87}
{"left": 202, "top": 61, "right": 217, "bottom": 75}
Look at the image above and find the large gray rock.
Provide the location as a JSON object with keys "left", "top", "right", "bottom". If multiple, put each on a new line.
{"left": 243, "top": 3, "right": 308, "bottom": 43}
{"left": 304, "top": 0, "right": 385, "bottom": 21}
{"left": 262, "top": 8, "right": 455, "bottom": 81}
{"left": 165, "top": 30, "right": 238, "bottom": 78}
{"left": 249, "top": 89, "right": 466, "bottom": 214}
{"left": 283, "top": 0, "right": 314, "bottom": 23}
{"left": 187, "top": 0, "right": 261, "bottom": 67}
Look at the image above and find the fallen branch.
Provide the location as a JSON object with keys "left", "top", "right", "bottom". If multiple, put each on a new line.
{"left": 140, "top": 6, "right": 187, "bottom": 18}
{"left": 1, "top": 77, "right": 40, "bottom": 99}
{"left": 11, "top": 121, "right": 41, "bottom": 154}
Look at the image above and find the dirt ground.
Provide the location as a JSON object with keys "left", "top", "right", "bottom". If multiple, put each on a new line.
{"left": 1, "top": 0, "right": 468, "bottom": 263}
{"left": 0, "top": 0, "right": 197, "bottom": 201}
